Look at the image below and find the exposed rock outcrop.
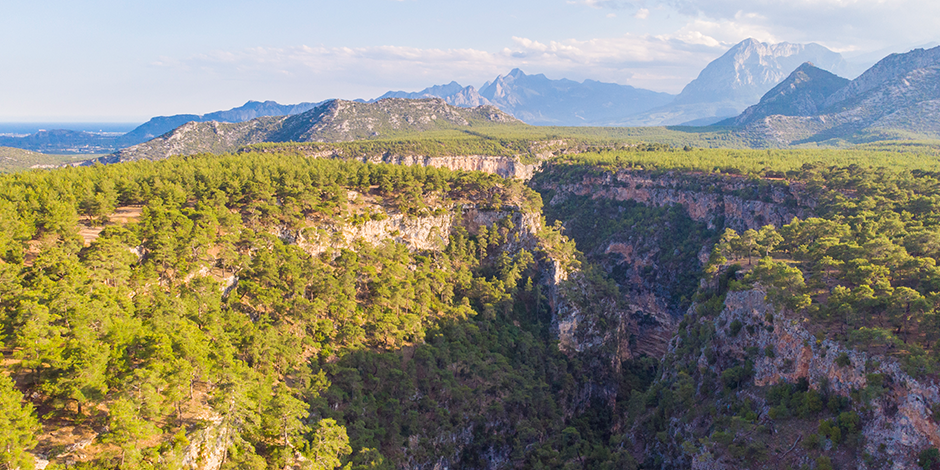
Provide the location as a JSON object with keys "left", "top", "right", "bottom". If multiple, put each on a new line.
{"left": 690, "top": 289, "right": 940, "bottom": 469}
{"left": 181, "top": 413, "right": 233, "bottom": 470}
{"left": 361, "top": 154, "right": 542, "bottom": 180}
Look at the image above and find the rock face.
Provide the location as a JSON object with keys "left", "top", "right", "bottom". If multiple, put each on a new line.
{"left": 732, "top": 46, "right": 940, "bottom": 145}
{"left": 276, "top": 205, "right": 540, "bottom": 258}
{"left": 535, "top": 170, "right": 812, "bottom": 388}
{"left": 701, "top": 289, "right": 940, "bottom": 469}
{"left": 363, "top": 154, "right": 542, "bottom": 180}
{"left": 181, "top": 414, "right": 232, "bottom": 470}
{"left": 624, "top": 38, "right": 850, "bottom": 126}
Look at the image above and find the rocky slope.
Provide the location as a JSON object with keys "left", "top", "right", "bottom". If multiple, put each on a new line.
{"left": 624, "top": 39, "right": 850, "bottom": 126}
{"left": 729, "top": 63, "right": 851, "bottom": 126}
{"left": 91, "top": 98, "right": 522, "bottom": 163}
{"left": 93, "top": 117, "right": 286, "bottom": 163}
{"left": 539, "top": 169, "right": 812, "bottom": 233}
{"left": 268, "top": 97, "right": 518, "bottom": 142}
{"left": 732, "top": 46, "right": 940, "bottom": 145}
{"left": 122, "top": 99, "right": 324, "bottom": 142}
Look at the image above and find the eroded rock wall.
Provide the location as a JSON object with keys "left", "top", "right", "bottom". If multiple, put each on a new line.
{"left": 544, "top": 170, "right": 813, "bottom": 232}
{"left": 700, "top": 289, "right": 940, "bottom": 469}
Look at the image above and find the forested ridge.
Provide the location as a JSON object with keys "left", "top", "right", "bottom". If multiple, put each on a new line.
{"left": 0, "top": 152, "right": 610, "bottom": 469}
{"left": 5, "top": 141, "right": 940, "bottom": 469}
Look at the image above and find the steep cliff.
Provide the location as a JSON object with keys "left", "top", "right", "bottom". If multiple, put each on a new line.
{"left": 637, "top": 288, "right": 940, "bottom": 470}
{"left": 538, "top": 169, "right": 811, "bottom": 233}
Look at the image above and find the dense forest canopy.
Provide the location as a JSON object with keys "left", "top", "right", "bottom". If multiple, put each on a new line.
{"left": 3, "top": 138, "right": 940, "bottom": 468}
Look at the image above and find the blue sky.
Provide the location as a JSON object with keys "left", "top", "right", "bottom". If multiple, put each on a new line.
{"left": 3, "top": 0, "right": 938, "bottom": 121}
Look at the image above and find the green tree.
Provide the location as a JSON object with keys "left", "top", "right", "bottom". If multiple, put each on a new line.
{"left": 0, "top": 375, "right": 39, "bottom": 470}
{"left": 307, "top": 418, "right": 352, "bottom": 470}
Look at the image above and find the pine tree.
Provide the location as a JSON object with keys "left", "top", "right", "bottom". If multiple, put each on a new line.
{"left": 0, "top": 375, "right": 40, "bottom": 470}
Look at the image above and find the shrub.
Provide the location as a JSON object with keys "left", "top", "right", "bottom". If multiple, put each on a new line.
{"left": 835, "top": 352, "right": 851, "bottom": 367}
{"left": 802, "top": 433, "right": 821, "bottom": 450}
{"left": 729, "top": 320, "right": 743, "bottom": 337}
{"left": 920, "top": 448, "right": 940, "bottom": 470}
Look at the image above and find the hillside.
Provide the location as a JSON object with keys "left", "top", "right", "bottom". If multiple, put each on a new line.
{"left": 731, "top": 46, "right": 940, "bottom": 145}
{"left": 0, "top": 100, "right": 324, "bottom": 155}
{"left": 98, "top": 98, "right": 523, "bottom": 163}
{"left": 0, "top": 146, "right": 91, "bottom": 172}
{"left": 729, "top": 62, "right": 851, "bottom": 126}
{"left": 121, "top": 99, "right": 325, "bottom": 142}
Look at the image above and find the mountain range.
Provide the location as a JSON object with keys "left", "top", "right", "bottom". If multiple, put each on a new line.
{"left": 727, "top": 45, "right": 940, "bottom": 145}
{"left": 373, "top": 40, "right": 855, "bottom": 127}
{"left": 3, "top": 38, "right": 937, "bottom": 158}
{"left": 375, "top": 70, "right": 675, "bottom": 126}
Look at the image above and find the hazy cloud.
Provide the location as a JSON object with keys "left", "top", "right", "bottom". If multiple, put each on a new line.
{"left": 570, "top": 0, "right": 940, "bottom": 51}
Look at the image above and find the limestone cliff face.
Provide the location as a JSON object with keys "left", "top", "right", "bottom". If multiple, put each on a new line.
{"left": 286, "top": 147, "right": 547, "bottom": 180}
{"left": 362, "top": 154, "right": 542, "bottom": 180}
{"left": 273, "top": 205, "right": 540, "bottom": 258}
{"left": 545, "top": 170, "right": 812, "bottom": 232}
{"left": 692, "top": 289, "right": 939, "bottom": 470}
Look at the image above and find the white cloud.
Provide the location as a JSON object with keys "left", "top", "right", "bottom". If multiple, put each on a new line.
{"left": 163, "top": 33, "right": 729, "bottom": 98}
{"left": 634, "top": 8, "right": 650, "bottom": 19}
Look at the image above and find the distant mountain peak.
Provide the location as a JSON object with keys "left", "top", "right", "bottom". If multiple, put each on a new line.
{"left": 621, "top": 39, "right": 850, "bottom": 126}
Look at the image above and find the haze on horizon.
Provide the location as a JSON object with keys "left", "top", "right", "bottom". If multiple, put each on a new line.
{"left": 3, "top": 0, "right": 938, "bottom": 122}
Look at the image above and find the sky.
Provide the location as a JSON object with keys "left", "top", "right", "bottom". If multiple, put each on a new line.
{"left": 2, "top": 0, "right": 938, "bottom": 122}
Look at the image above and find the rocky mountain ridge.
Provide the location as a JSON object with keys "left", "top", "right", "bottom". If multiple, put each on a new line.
{"left": 730, "top": 63, "right": 851, "bottom": 126}
{"left": 91, "top": 98, "right": 522, "bottom": 164}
